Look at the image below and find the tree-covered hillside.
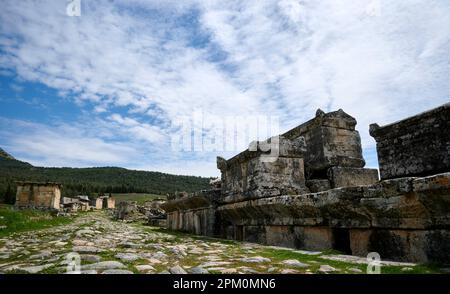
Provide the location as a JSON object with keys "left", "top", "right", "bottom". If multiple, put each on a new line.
{"left": 0, "top": 150, "right": 211, "bottom": 202}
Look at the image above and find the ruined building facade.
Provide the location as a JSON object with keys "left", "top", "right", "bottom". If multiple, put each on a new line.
{"left": 15, "top": 182, "right": 62, "bottom": 210}
{"left": 162, "top": 103, "right": 450, "bottom": 264}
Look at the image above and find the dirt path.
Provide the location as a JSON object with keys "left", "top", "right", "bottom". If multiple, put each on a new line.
{"left": 0, "top": 211, "right": 426, "bottom": 274}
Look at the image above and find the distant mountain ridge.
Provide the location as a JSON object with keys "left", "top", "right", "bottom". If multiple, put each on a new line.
{"left": 0, "top": 148, "right": 211, "bottom": 199}
{"left": 0, "top": 148, "right": 15, "bottom": 160}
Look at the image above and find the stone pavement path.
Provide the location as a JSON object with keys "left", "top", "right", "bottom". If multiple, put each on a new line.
{"left": 0, "top": 211, "right": 422, "bottom": 274}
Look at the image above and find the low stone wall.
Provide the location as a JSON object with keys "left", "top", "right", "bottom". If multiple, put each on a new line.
{"left": 166, "top": 207, "right": 216, "bottom": 236}
{"left": 162, "top": 190, "right": 220, "bottom": 236}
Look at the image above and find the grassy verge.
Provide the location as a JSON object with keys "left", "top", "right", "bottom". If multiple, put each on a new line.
{"left": 258, "top": 247, "right": 443, "bottom": 274}
{"left": 0, "top": 204, "right": 74, "bottom": 237}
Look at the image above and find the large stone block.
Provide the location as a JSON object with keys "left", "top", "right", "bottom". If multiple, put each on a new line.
{"left": 328, "top": 167, "right": 379, "bottom": 188}
{"left": 219, "top": 156, "right": 308, "bottom": 200}
{"left": 293, "top": 226, "right": 333, "bottom": 250}
{"left": 370, "top": 102, "right": 450, "bottom": 180}
{"left": 283, "top": 109, "right": 366, "bottom": 173}
{"left": 265, "top": 226, "right": 295, "bottom": 247}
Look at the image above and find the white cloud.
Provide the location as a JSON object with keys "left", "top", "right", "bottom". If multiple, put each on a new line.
{"left": 0, "top": 0, "right": 449, "bottom": 176}
{"left": 0, "top": 118, "right": 136, "bottom": 167}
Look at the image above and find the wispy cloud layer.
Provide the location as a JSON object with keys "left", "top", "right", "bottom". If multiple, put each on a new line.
{"left": 0, "top": 0, "right": 449, "bottom": 175}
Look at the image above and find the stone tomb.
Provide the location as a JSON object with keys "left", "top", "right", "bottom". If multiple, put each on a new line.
{"left": 15, "top": 181, "right": 62, "bottom": 210}
{"left": 163, "top": 105, "right": 450, "bottom": 264}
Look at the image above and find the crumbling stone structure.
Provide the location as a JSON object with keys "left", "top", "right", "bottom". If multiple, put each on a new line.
{"left": 162, "top": 105, "right": 450, "bottom": 264}
{"left": 15, "top": 182, "right": 62, "bottom": 210}
{"left": 370, "top": 103, "right": 450, "bottom": 180}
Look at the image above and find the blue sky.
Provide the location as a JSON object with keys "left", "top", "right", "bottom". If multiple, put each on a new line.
{"left": 0, "top": 0, "right": 449, "bottom": 176}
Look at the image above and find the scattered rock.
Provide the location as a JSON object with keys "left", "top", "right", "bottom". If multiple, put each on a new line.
{"left": 135, "top": 265, "right": 155, "bottom": 272}
{"left": 30, "top": 250, "right": 52, "bottom": 260}
{"left": 281, "top": 269, "right": 299, "bottom": 274}
{"left": 72, "top": 246, "right": 104, "bottom": 253}
{"left": 115, "top": 253, "right": 140, "bottom": 262}
{"left": 152, "top": 251, "right": 168, "bottom": 260}
{"left": 240, "top": 256, "right": 271, "bottom": 263}
{"left": 102, "top": 269, "right": 134, "bottom": 274}
{"left": 282, "top": 259, "right": 309, "bottom": 268}
{"left": 75, "top": 229, "right": 95, "bottom": 237}
{"left": 318, "top": 265, "right": 337, "bottom": 273}
{"left": 81, "top": 255, "right": 102, "bottom": 263}
{"left": 169, "top": 265, "right": 187, "bottom": 274}
{"left": 189, "top": 266, "right": 209, "bottom": 274}
{"left": 221, "top": 268, "right": 238, "bottom": 274}
{"left": 348, "top": 267, "right": 363, "bottom": 273}
{"left": 200, "top": 261, "right": 232, "bottom": 268}
{"left": 83, "top": 261, "right": 126, "bottom": 270}
{"left": 21, "top": 264, "right": 55, "bottom": 274}
{"left": 72, "top": 239, "right": 92, "bottom": 246}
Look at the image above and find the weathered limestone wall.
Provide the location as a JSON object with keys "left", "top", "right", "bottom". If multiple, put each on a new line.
{"left": 217, "top": 109, "right": 379, "bottom": 202}
{"left": 15, "top": 183, "right": 61, "bottom": 210}
{"left": 283, "top": 109, "right": 366, "bottom": 174}
{"left": 216, "top": 172, "right": 450, "bottom": 263}
{"left": 162, "top": 106, "right": 450, "bottom": 264}
{"left": 162, "top": 190, "right": 220, "bottom": 236}
{"left": 166, "top": 208, "right": 216, "bottom": 236}
{"left": 370, "top": 102, "right": 450, "bottom": 180}
{"left": 106, "top": 197, "right": 115, "bottom": 209}
{"left": 92, "top": 198, "right": 103, "bottom": 209}
{"left": 218, "top": 136, "right": 308, "bottom": 201}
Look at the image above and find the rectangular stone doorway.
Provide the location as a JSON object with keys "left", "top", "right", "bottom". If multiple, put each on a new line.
{"left": 332, "top": 228, "right": 352, "bottom": 254}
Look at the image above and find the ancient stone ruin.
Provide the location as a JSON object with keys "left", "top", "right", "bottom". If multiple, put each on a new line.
{"left": 162, "top": 103, "right": 450, "bottom": 264}
{"left": 15, "top": 181, "right": 62, "bottom": 210}
{"left": 61, "top": 195, "right": 115, "bottom": 212}
{"left": 114, "top": 200, "right": 166, "bottom": 226}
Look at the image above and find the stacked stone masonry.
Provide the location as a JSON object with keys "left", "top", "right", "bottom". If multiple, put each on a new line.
{"left": 162, "top": 104, "right": 450, "bottom": 264}
{"left": 15, "top": 182, "right": 62, "bottom": 210}
{"left": 370, "top": 102, "right": 450, "bottom": 180}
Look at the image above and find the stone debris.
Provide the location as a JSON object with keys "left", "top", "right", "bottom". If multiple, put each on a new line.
{"left": 30, "top": 250, "right": 53, "bottom": 260}
{"left": 188, "top": 266, "right": 209, "bottom": 274}
{"left": 102, "top": 269, "right": 134, "bottom": 274}
{"left": 83, "top": 261, "right": 127, "bottom": 270}
{"left": 115, "top": 253, "right": 140, "bottom": 262}
{"left": 169, "top": 265, "right": 187, "bottom": 274}
{"left": 318, "top": 265, "right": 337, "bottom": 273}
{"left": 239, "top": 256, "right": 271, "bottom": 263}
{"left": 348, "top": 268, "right": 363, "bottom": 273}
{"left": 72, "top": 246, "right": 104, "bottom": 253}
{"left": 80, "top": 254, "right": 102, "bottom": 263}
{"left": 21, "top": 264, "right": 55, "bottom": 274}
{"left": 282, "top": 259, "right": 309, "bottom": 268}
{"left": 200, "top": 261, "right": 232, "bottom": 268}
{"left": 135, "top": 264, "right": 155, "bottom": 273}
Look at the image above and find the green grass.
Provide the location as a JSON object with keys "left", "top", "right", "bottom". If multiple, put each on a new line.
{"left": 0, "top": 204, "right": 74, "bottom": 237}
{"left": 113, "top": 193, "right": 166, "bottom": 205}
{"left": 258, "top": 247, "right": 443, "bottom": 274}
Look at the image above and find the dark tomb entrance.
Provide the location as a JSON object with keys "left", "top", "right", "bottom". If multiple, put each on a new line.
{"left": 332, "top": 228, "right": 352, "bottom": 254}
{"left": 235, "top": 225, "right": 244, "bottom": 241}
